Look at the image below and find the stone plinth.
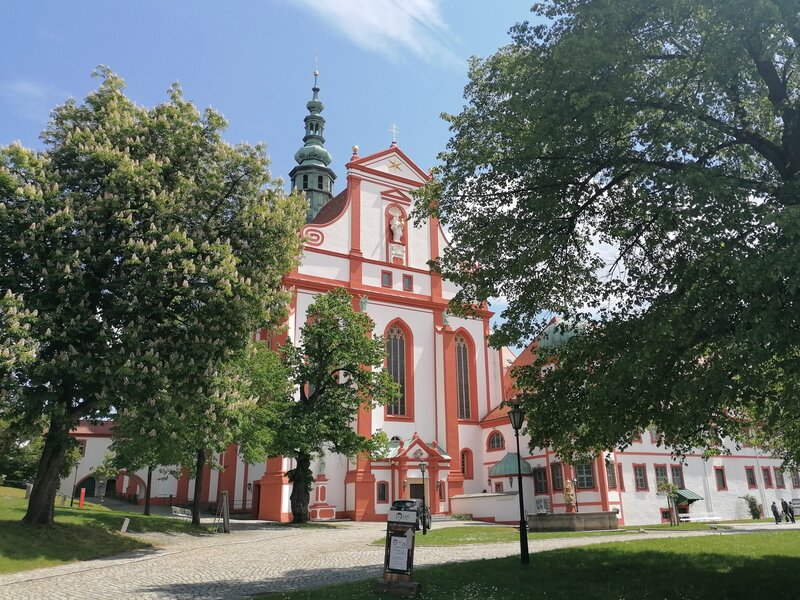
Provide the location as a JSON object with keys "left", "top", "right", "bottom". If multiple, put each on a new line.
{"left": 528, "top": 511, "right": 618, "bottom": 532}
{"left": 374, "top": 578, "right": 420, "bottom": 597}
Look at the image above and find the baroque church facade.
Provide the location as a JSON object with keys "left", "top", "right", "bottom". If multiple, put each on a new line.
{"left": 255, "top": 73, "right": 505, "bottom": 521}
{"left": 61, "top": 78, "right": 797, "bottom": 526}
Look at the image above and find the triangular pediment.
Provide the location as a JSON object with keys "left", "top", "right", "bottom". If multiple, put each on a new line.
{"left": 348, "top": 145, "right": 429, "bottom": 186}
{"left": 380, "top": 188, "right": 413, "bottom": 205}
{"left": 389, "top": 434, "right": 451, "bottom": 461}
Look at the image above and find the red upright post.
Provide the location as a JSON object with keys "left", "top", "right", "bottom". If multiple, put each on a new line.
{"left": 79, "top": 488, "right": 86, "bottom": 508}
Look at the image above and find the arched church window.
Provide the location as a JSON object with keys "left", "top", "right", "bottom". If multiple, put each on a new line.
{"left": 317, "top": 175, "right": 323, "bottom": 190}
{"left": 487, "top": 431, "right": 505, "bottom": 451}
{"left": 460, "top": 449, "right": 473, "bottom": 479}
{"left": 386, "top": 325, "right": 406, "bottom": 416}
{"left": 302, "top": 174, "right": 308, "bottom": 189}
{"left": 456, "top": 336, "right": 471, "bottom": 419}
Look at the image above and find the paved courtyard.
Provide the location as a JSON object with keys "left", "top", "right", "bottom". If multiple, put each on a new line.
{"left": 0, "top": 518, "right": 789, "bottom": 599}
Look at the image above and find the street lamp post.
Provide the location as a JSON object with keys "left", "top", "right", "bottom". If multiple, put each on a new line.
{"left": 419, "top": 461, "right": 428, "bottom": 535}
{"left": 70, "top": 463, "right": 79, "bottom": 508}
{"left": 508, "top": 406, "right": 530, "bottom": 566}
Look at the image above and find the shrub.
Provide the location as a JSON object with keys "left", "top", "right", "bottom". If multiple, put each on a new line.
{"left": 742, "top": 494, "right": 761, "bottom": 519}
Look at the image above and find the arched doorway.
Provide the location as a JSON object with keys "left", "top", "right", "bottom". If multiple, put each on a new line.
{"left": 76, "top": 476, "right": 96, "bottom": 497}
{"left": 105, "top": 479, "right": 116, "bottom": 497}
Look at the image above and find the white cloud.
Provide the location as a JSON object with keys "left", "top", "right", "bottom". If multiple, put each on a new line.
{"left": 287, "top": 0, "right": 462, "bottom": 68}
{"left": 0, "top": 80, "right": 60, "bottom": 122}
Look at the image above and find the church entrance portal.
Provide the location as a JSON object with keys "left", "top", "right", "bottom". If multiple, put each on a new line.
{"left": 409, "top": 483, "right": 424, "bottom": 501}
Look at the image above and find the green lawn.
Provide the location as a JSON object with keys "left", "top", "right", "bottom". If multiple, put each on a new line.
{"left": 374, "top": 522, "right": 732, "bottom": 547}
{"left": 264, "top": 530, "right": 800, "bottom": 600}
{"left": 0, "top": 486, "right": 207, "bottom": 574}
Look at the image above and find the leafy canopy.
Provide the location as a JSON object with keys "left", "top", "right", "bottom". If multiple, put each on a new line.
{"left": 0, "top": 67, "right": 305, "bottom": 524}
{"left": 270, "top": 289, "right": 397, "bottom": 461}
{"left": 415, "top": 0, "right": 800, "bottom": 461}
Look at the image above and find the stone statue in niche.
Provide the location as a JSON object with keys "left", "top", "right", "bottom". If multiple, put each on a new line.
{"left": 390, "top": 214, "right": 404, "bottom": 243}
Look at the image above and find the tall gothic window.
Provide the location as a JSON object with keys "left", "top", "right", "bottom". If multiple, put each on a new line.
{"left": 386, "top": 325, "right": 406, "bottom": 416}
{"left": 455, "top": 335, "right": 471, "bottom": 419}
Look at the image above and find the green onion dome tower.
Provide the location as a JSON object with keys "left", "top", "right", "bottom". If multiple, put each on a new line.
{"left": 289, "top": 70, "right": 337, "bottom": 222}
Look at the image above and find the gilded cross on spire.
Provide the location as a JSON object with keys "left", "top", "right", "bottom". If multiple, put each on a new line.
{"left": 389, "top": 123, "right": 399, "bottom": 144}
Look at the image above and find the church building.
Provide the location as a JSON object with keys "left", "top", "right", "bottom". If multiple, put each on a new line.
{"left": 254, "top": 71, "right": 505, "bottom": 521}
{"left": 61, "top": 77, "right": 797, "bottom": 526}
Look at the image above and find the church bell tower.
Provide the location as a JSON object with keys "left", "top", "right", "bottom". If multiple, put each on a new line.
{"left": 289, "top": 71, "right": 336, "bottom": 222}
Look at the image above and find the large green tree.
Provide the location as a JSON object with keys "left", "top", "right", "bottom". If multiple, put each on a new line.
{"left": 268, "top": 289, "right": 396, "bottom": 523}
{"left": 0, "top": 68, "right": 305, "bottom": 525}
{"left": 416, "top": 1, "right": 800, "bottom": 460}
{"left": 110, "top": 341, "right": 289, "bottom": 522}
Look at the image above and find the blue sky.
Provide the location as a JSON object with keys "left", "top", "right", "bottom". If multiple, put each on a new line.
{"left": 1, "top": 1, "right": 535, "bottom": 189}
{"left": 1, "top": 1, "right": 539, "bottom": 343}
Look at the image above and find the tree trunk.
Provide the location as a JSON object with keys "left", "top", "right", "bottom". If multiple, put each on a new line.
{"left": 144, "top": 465, "right": 153, "bottom": 516}
{"left": 22, "top": 414, "right": 72, "bottom": 526}
{"left": 192, "top": 449, "right": 205, "bottom": 526}
{"left": 290, "top": 453, "right": 312, "bottom": 523}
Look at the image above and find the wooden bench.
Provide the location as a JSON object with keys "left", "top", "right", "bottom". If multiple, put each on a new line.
{"left": 679, "top": 513, "right": 721, "bottom": 523}
{"left": 171, "top": 506, "right": 192, "bottom": 519}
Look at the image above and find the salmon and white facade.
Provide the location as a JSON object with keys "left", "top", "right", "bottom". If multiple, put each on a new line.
{"left": 60, "top": 79, "right": 799, "bottom": 526}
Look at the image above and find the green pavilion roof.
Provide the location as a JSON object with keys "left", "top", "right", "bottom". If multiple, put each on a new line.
{"left": 489, "top": 452, "right": 532, "bottom": 476}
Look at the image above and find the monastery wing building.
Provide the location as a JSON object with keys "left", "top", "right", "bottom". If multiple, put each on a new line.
{"left": 60, "top": 78, "right": 798, "bottom": 526}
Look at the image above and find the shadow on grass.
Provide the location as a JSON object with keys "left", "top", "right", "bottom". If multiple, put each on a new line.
{"left": 249, "top": 532, "right": 800, "bottom": 600}
{"left": 0, "top": 520, "right": 151, "bottom": 573}
{"left": 57, "top": 506, "right": 211, "bottom": 536}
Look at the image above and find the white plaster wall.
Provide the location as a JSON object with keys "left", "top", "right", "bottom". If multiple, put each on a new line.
{"left": 149, "top": 467, "right": 178, "bottom": 500}
{"left": 451, "top": 492, "right": 530, "bottom": 522}
{"left": 318, "top": 452, "right": 350, "bottom": 514}
{"left": 458, "top": 424, "right": 485, "bottom": 495}
{"left": 441, "top": 279, "right": 459, "bottom": 301}
{"left": 487, "top": 348, "right": 505, "bottom": 411}
{"left": 303, "top": 204, "right": 351, "bottom": 253}
{"left": 58, "top": 436, "right": 112, "bottom": 495}
{"left": 361, "top": 263, "right": 431, "bottom": 296}
{"left": 434, "top": 331, "right": 446, "bottom": 451}
{"left": 208, "top": 463, "right": 218, "bottom": 503}
{"left": 613, "top": 451, "right": 799, "bottom": 525}
{"left": 450, "top": 316, "right": 490, "bottom": 417}
{"left": 406, "top": 217, "right": 432, "bottom": 272}
{"left": 247, "top": 461, "right": 266, "bottom": 508}
{"left": 354, "top": 178, "right": 433, "bottom": 272}
{"left": 233, "top": 453, "right": 245, "bottom": 507}
{"left": 299, "top": 251, "right": 350, "bottom": 282}
{"left": 293, "top": 290, "right": 319, "bottom": 343}
{"left": 368, "top": 301, "right": 437, "bottom": 442}
{"left": 372, "top": 464, "right": 393, "bottom": 517}
{"left": 360, "top": 181, "right": 384, "bottom": 263}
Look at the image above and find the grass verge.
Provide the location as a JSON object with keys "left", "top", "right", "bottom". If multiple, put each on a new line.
{"left": 263, "top": 530, "right": 800, "bottom": 599}
{"left": 373, "top": 521, "right": 733, "bottom": 547}
{"left": 0, "top": 486, "right": 207, "bottom": 574}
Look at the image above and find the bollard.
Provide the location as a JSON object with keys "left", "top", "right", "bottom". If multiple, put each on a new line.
{"left": 121, "top": 518, "right": 130, "bottom": 534}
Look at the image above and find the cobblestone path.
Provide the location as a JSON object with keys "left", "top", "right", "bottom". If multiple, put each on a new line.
{"left": 0, "top": 520, "right": 778, "bottom": 599}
